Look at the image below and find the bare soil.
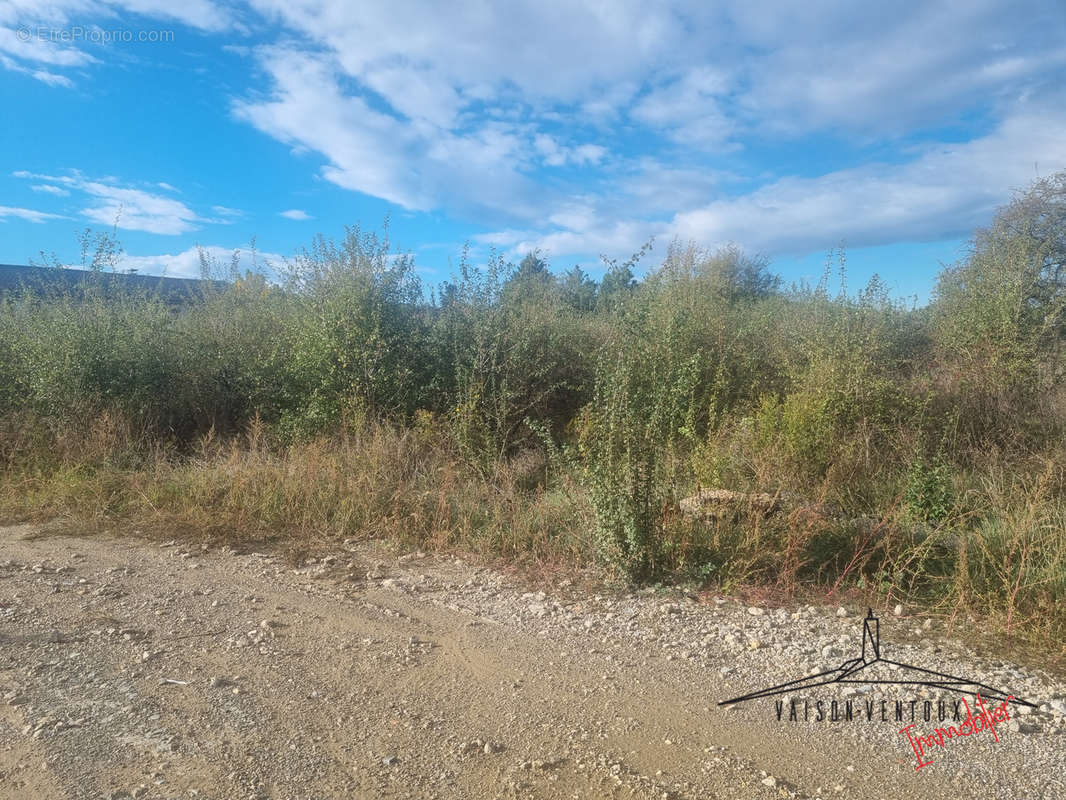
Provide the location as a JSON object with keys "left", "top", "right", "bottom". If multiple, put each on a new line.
{"left": 2, "top": 524, "right": 1064, "bottom": 799}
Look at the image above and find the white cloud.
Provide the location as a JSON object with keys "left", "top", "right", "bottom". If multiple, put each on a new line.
{"left": 630, "top": 66, "right": 735, "bottom": 147}
{"left": 533, "top": 135, "right": 607, "bottom": 168}
{"left": 6, "top": 0, "right": 1064, "bottom": 272}
{"left": 0, "top": 205, "right": 67, "bottom": 223}
{"left": 79, "top": 181, "right": 201, "bottom": 234}
{"left": 671, "top": 109, "right": 1066, "bottom": 256}
{"left": 210, "top": 204, "right": 243, "bottom": 217}
{"left": 476, "top": 108, "right": 1066, "bottom": 266}
{"left": 31, "top": 183, "right": 70, "bottom": 196}
{"left": 724, "top": 0, "right": 1066, "bottom": 134}
{"left": 233, "top": 47, "right": 549, "bottom": 222}
{"left": 246, "top": 0, "right": 685, "bottom": 103}
{"left": 13, "top": 170, "right": 206, "bottom": 234}
{"left": 120, "top": 244, "right": 287, "bottom": 279}
{"left": 0, "top": 51, "right": 76, "bottom": 86}
{"left": 0, "top": 0, "right": 235, "bottom": 86}
{"left": 279, "top": 208, "right": 311, "bottom": 220}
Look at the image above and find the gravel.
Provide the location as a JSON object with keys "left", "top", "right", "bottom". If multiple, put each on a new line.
{"left": 1, "top": 522, "right": 1065, "bottom": 800}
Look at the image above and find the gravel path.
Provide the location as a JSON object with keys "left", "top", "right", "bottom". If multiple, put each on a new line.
{"left": 1, "top": 523, "right": 1064, "bottom": 799}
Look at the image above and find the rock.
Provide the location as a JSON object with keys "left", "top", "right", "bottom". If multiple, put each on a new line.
{"left": 747, "top": 607, "right": 765, "bottom": 616}
{"left": 367, "top": 563, "right": 387, "bottom": 580}
{"left": 381, "top": 755, "right": 399, "bottom": 766}
{"left": 893, "top": 604, "right": 903, "bottom": 616}
{"left": 836, "top": 607, "right": 847, "bottom": 617}
{"left": 761, "top": 775, "right": 777, "bottom": 787}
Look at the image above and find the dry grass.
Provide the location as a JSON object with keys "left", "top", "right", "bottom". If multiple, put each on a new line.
{"left": 2, "top": 410, "right": 1065, "bottom": 652}
{"left": 0, "top": 413, "right": 597, "bottom": 572}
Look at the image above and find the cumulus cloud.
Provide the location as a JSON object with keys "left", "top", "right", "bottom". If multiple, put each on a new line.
{"left": 7, "top": 0, "right": 1066, "bottom": 270}
{"left": 120, "top": 244, "right": 287, "bottom": 279}
{"left": 630, "top": 66, "right": 736, "bottom": 147}
{"left": 233, "top": 47, "right": 552, "bottom": 222}
{"left": 671, "top": 109, "right": 1066, "bottom": 256}
{"left": 533, "top": 135, "right": 607, "bottom": 168}
{"left": 478, "top": 109, "right": 1066, "bottom": 265}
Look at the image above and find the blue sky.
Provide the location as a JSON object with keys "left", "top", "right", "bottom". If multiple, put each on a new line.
{"left": 2, "top": 1, "right": 1065, "bottom": 303}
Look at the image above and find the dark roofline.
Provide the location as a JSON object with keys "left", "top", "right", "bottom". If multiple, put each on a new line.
{"left": 0, "top": 263, "right": 229, "bottom": 305}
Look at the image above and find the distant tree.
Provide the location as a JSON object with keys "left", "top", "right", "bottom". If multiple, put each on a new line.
{"left": 699, "top": 244, "right": 779, "bottom": 301}
{"left": 436, "top": 280, "right": 459, "bottom": 308}
{"left": 504, "top": 249, "right": 555, "bottom": 304}
{"left": 559, "top": 265, "right": 597, "bottom": 311}
{"left": 515, "top": 250, "right": 550, "bottom": 281}
{"left": 597, "top": 239, "right": 653, "bottom": 310}
{"left": 598, "top": 264, "right": 635, "bottom": 309}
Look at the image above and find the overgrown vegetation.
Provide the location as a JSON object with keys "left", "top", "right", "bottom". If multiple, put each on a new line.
{"left": 3, "top": 173, "right": 1066, "bottom": 647}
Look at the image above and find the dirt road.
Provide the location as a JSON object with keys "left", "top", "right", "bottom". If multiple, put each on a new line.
{"left": 1, "top": 524, "right": 1063, "bottom": 799}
